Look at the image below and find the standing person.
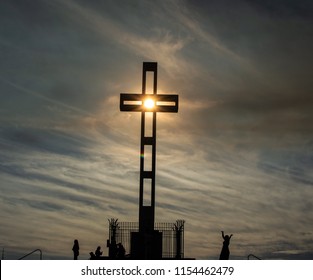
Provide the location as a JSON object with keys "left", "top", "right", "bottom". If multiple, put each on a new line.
{"left": 95, "top": 246, "right": 103, "bottom": 258}
{"left": 72, "top": 239, "right": 79, "bottom": 260}
{"left": 117, "top": 243, "right": 125, "bottom": 259}
{"left": 219, "top": 231, "right": 233, "bottom": 260}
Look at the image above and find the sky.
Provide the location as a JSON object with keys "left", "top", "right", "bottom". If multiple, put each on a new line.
{"left": 0, "top": 0, "right": 313, "bottom": 260}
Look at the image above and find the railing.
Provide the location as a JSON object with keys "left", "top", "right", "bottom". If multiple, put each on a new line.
{"left": 18, "top": 249, "right": 42, "bottom": 260}
{"left": 247, "top": 254, "right": 261, "bottom": 260}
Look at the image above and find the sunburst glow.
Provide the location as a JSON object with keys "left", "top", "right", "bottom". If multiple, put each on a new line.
{"left": 144, "top": 98, "right": 155, "bottom": 109}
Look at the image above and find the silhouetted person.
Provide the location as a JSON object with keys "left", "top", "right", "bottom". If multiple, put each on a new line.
{"left": 219, "top": 231, "right": 233, "bottom": 260}
{"left": 95, "top": 246, "right": 103, "bottom": 258}
{"left": 89, "top": 252, "right": 96, "bottom": 259}
{"left": 72, "top": 239, "right": 79, "bottom": 260}
{"left": 117, "top": 243, "right": 125, "bottom": 259}
{"left": 109, "top": 240, "right": 117, "bottom": 259}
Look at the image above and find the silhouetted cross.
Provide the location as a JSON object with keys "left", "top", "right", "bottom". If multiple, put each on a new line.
{"left": 120, "top": 62, "right": 179, "bottom": 233}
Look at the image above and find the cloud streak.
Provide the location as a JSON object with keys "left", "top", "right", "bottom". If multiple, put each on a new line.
{"left": 0, "top": 0, "right": 312, "bottom": 260}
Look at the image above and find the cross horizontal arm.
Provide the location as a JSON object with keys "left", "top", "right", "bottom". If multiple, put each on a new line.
{"left": 120, "top": 93, "right": 179, "bottom": 113}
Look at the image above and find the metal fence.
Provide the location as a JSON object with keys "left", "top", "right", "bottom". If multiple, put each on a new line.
{"left": 108, "top": 219, "right": 185, "bottom": 259}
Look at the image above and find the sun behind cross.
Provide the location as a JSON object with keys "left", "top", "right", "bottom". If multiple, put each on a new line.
{"left": 143, "top": 98, "right": 155, "bottom": 109}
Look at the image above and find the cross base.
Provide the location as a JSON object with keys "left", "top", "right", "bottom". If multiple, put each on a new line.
{"left": 130, "top": 230, "right": 162, "bottom": 260}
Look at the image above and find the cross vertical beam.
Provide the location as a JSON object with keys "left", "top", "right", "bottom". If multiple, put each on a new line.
{"left": 139, "top": 62, "right": 157, "bottom": 233}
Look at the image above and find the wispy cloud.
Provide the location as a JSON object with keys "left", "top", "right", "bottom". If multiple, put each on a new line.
{"left": 0, "top": 0, "right": 312, "bottom": 260}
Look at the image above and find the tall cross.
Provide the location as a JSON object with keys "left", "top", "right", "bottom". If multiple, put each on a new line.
{"left": 120, "top": 62, "right": 179, "bottom": 233}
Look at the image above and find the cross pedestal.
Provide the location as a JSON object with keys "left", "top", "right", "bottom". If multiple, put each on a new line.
{"left": 120, "top": 62, "right": 178, "bottom": 259}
